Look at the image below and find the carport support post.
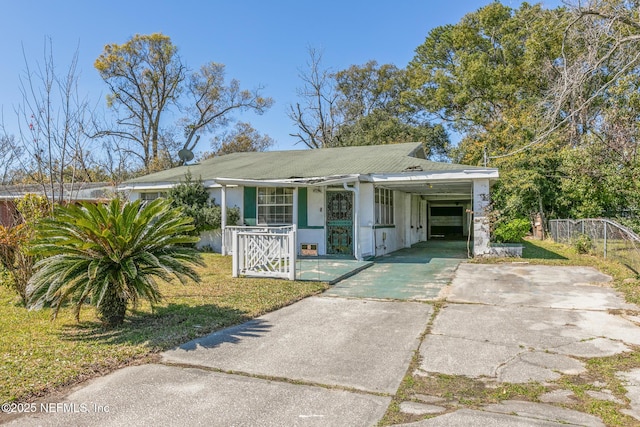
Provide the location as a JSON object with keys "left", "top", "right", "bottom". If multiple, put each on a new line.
{"left": 221, "top": 185, "right": 227, "bottom": 255}
{"left": 472, "top": 178, "right": 491, "bottom": 256}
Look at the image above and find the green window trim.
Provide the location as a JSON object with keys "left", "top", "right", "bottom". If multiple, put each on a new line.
{"left": 298, "top": 187, "right": 308, "bottom": 228}
{"left": 243, "top": 187, "right": 257, "bottom": 226}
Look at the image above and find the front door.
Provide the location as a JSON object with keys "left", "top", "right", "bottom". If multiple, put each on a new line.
{"left": 326, "top": 191, "right": 353, "bottom": 256}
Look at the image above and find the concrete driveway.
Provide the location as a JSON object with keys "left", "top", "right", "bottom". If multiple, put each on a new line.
{"left": 7, "top": 297, "right": 432, "bottom": 426}
{"left": 7, "top": 258, "right": 640, "bottom": 426}
{"left": 411, "top": 264, "right": 640, "bottom": 426}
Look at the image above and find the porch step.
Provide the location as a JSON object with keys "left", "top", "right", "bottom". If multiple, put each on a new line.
{"left": 327, "top": 261, "right": 374, "bottom": 285}
{"left": 296, "top": 260, "right": 374, "bottom": 285}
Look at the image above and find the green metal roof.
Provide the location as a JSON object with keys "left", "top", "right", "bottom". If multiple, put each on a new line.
{"left": 125, "top": 143, "right": 490, "bottom": 185}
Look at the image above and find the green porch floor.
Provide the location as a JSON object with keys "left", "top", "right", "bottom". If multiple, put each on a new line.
{"left": 323, "top": 240, "right": 469, "bottom": 300}
{"left": 296, "top": 258, "right": 373, "bottom": 285}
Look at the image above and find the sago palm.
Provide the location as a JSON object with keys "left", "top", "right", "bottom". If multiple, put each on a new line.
{"left": 27, "top": 198, "right": 204, "bottom": 327}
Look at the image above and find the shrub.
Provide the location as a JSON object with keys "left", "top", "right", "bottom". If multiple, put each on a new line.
{"left": 0, "top": 195, "right": 50, "bottom": 304}
{"left": 493, "top": 218, "right": 531, "bottom": 243}
{"left": 27, "top": 199, "right": 204, "bottom": 327}
{"left": 168, "top": 172, "right": 240, "bottom": 233}
{"left": 574, "top": 233, "right": 593, "bottom": 254}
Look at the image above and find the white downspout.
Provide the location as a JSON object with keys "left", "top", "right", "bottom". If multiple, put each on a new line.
{"left": 343, "top": 182, "right": 360, "bottom": 260}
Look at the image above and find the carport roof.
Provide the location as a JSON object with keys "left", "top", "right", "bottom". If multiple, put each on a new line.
{"left": 123, "top": 143, "right": 497, "bottom": 188}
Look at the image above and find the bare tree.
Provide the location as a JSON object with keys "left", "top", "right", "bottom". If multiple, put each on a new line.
{"left": 288, "top": 48, "right": 342, "bottom": 148}
{"left": 488, "top": 1, "right": 640, "bottom": 159}
{"left": 0, "top": 113, "right": 20, "bottom": 185}
{"left": 95, "top": 34, "right": 274, "bottom": 171}
{"left": 94, "top": 33, "right": 185, "bottom": 172}
{"left": 14, "top": 38, "right": 95, "bottom": 204}
{"left": 180, "top": 63, "right": 274, "bottom": 156}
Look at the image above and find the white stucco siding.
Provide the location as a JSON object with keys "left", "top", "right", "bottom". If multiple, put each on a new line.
{"left": 208, "top": 187, "right": 221, "bottom": 206}
{"left": 225, "top": 187, "right": 243, "bottom": 213}
{"left": 209, "top": 187, "right": 242, "bottom": 210}
{"left": 298, "top": 228, "right": 325, "bottom": 256}
{"left": 307, "top": 187, "right": 325, "bottom": 227}
{"left": 373, "top": 228, "right": 394, "bottom": 257}
{"left": 408, "top": 195, "right": 426, "bottom": 245}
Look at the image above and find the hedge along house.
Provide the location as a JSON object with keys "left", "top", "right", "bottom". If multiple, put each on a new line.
{"left": 119, "top": 143, "right": 499, "bottom": 260}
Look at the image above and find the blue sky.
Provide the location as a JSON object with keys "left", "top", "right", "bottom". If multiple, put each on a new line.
{"left": 0, "top": 0, "right": 563, "bottom": 154}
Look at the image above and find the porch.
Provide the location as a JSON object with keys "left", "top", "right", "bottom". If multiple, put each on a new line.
{"left": 226, "top": 224, "right": 470, "bottom": 284}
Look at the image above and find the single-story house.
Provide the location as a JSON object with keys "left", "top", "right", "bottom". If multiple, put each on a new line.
{"left": 119, "top": 143, "right": 498, "bottom": 259}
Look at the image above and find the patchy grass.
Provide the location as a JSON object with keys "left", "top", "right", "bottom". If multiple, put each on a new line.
{"left": 550, "top": 349, "right": 640, "bottom": 427}
{"left": 0, "top": 254, "right": 327, "bottom": 404}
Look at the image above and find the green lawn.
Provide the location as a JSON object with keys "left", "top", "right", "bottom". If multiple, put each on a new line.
{"left": 0, "top": 254, "right": 327, "bottom": 404}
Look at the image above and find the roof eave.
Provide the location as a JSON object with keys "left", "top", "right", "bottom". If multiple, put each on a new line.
{"left": 214, "top": 175, "right": 361, "bottom": 187}
{"left": 369, "top": 169, "right": 499, "bottom": 183}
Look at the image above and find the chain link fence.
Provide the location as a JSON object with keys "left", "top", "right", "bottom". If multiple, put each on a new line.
{"left": 549, "top": 218, "right": 640, "bottom": 274}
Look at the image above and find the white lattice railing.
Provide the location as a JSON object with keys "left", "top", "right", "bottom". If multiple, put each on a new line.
{"left": 231, "top": 225, "right": 296, "bottom": 280}
{"left": 223, "top": 226, "right": 271, "bottom": 255}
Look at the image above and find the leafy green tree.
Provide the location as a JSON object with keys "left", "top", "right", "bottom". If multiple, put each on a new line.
{"left": 334, "top": 61, "right": 407, "bottom": 123}
{"left": 208, "top": 122, "right": 274, "bottom": 156}
{"left": 408, "top": 3, "right": 572, "bottom": 221}
{"left": 27, "top": 198, "right": 203, "bottom": 327}
{"left": 408, "top": 2, "right": 563, "bottom": 149}
{"left": 332, "top": 61, "right": 450, "bottom": 157}
{"left": 335, "top": 110, "right": 450, "bottom": 160}
{"left": 290, "top": 51, "right": 449, "bottom": 156}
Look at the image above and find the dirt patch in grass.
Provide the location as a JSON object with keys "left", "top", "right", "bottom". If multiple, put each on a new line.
{"left": 0, "top": 253, "right": 327, "bottom": 404}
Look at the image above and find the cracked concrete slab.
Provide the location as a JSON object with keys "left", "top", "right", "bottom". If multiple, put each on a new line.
{"left": 162, "top": 296, "right": 431, "bottom": 394}
{"left": 617, "top": 369, "right": 640, "bottom": 421}
{"left": 585, "top": 390, "right": 624, "bottom": 404}
{"left": 419, "top": 334, "right": 523, "bottom": 378}
{"left": 540, "top": 389, "right": 576, "bottom": 404}
{"left": 497, "top": 351, "right": 585, "bottom": 383}
{"left": 554, "top": 337, "right": 631, "bottom": 358}
{"left": 6, "top": 364, "right": 390, "bottom": 427}
{"left": 483, "top": 400, "right": 605, "bottom": 426}
{"left": 448, "top": 264, "right": 635, "bottom": 311}
{"left": 398, "top": 408, "right": 573, "bottom": 426}
{"left": 429, "top": 304, "right": 640, "bottom": 353}
{"left": 399, "top": 401, "right": 446, "bottom": 415}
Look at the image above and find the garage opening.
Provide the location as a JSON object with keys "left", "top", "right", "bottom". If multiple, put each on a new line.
{"left": 430, "top": 206, "right": 464, "bottom": 239}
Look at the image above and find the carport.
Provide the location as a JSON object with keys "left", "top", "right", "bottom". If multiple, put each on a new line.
{"left": 368, "top": 172, "right": 497, "bottom": 256}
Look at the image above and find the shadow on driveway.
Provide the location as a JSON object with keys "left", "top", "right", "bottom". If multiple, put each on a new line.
{"left": 177, "top": 319, "right": 272, "bottom": 351}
